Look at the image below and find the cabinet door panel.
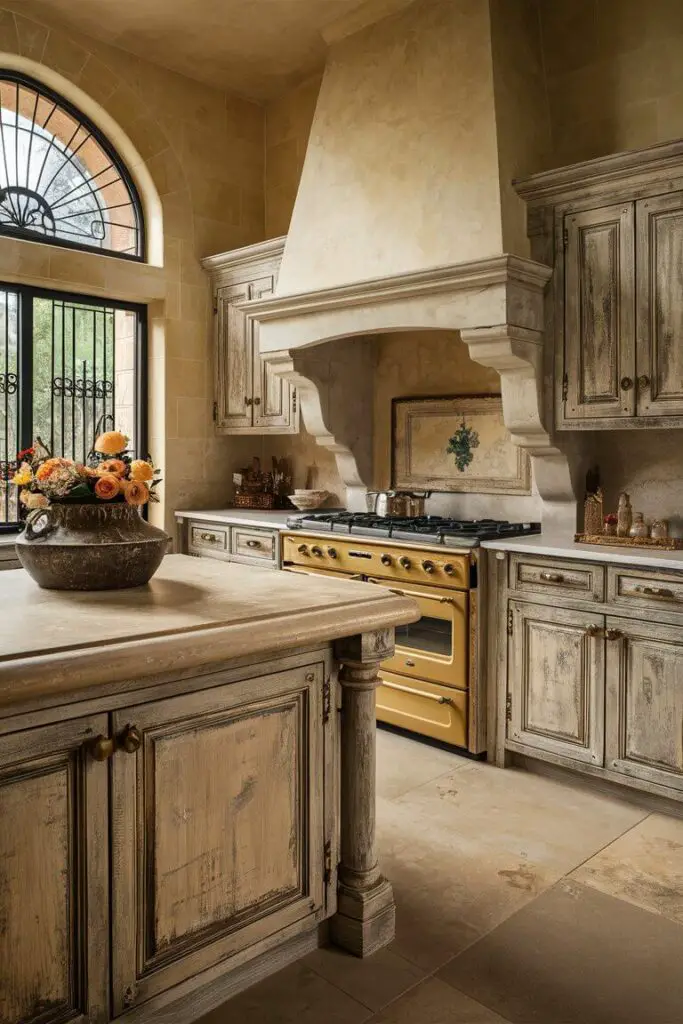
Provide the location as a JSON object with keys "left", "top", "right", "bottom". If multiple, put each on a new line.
{"left": 636, "top": 193, "right": 683, "bottom": 416}
{"left": 251, "top": 277, "right": 296, "bottom": 432}
{"left": 111, "top": 665, "right": 325, "bottom": 1015}
{"left": 215, "top": 282, "right": 252, "bottom": 429}
{"left": 0, "top": 716, "right": 109, "bottom": 1024}
{"left": 564, "top": 204, "right": 635, "bottom": 421}
{"left": 606, "top": 617, "right": 683, "bottom": 791}
{"left": 508, "top": 602, "right": 604, "bottom": 765}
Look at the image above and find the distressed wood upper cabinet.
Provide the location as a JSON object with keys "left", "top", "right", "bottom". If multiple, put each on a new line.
{"left": 606, "top": 616, "right": 683, "bottom": 794}
{"left": 636, "top": 192, "right": 683, "bottom": 417}
{"left": 515, "top": 139, "right": 683, "bottom": 429}
{"left": 0, "top": 715, "right": 109, "bottom": 1024}
{"left": 507, "top": 601, "right": 605, "bottom": 766}
{"left": 110, "top": 663, "right": 327, "bottom": 1016}
{"left": 564, "top": 204, "right": 635, "bottom": 423}
{"left": 203, "top": 238, "right": 299, "bottom": 435}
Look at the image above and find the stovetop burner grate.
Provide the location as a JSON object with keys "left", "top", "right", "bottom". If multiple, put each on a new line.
{"left": 286, "top": 511, "right": 541, "bottom": 547}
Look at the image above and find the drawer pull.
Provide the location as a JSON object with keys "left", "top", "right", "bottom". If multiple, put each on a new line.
{"left": 634, "top": 585, "right": 675, "bottom": 599}
{"left": 584, "top": 624, "right": 603, "bottom": 637}
{"left": 118, "top": 725, "right": 142, "bottom": 754}
{"left": 405, "top": 660, "right": 416, "bottom": 668}
{"left": 382, "top": 679, "right": 454, "bottom": 706}
{"left": 605, "top": 628, "right": 624, "bottom": 642}
{"left": 540, "top": 572, "right": 564, "bottom": 583}
{"left": 200, "top": 532, "right": 218, "bottom": 543}
{"left": 88, "top": 735, "right": 116, "bottom": 761}
{"left": 439, "top": 596, "right": 457, "bottom": 605}
{"left": 246, "top": 539, "right": 261, "bottom": 548}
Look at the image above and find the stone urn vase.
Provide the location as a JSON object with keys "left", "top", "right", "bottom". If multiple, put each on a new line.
{"left": 16, "top": 503, "right": 170, "bottom": 590}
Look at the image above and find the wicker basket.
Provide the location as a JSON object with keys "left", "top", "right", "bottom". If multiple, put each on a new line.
{"left": 233, "top": 493, "right": 275, "bottom": 510}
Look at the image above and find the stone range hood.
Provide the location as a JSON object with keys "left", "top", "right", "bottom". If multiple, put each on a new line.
{"left": 242, "top": 0, "right": 578, "bottom": 532}
{"left": 245, "top": 254, "right": 577, "bottom": 533}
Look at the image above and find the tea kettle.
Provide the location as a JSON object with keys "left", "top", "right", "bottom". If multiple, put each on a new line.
{"left": 365, "top": 490, "right": 431, "bottom": 517}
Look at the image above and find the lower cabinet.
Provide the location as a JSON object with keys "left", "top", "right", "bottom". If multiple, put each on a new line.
{"left": 606, "top": 617, "right": 683, "bottom": 794}
{"left": 0, "top": 663, "right": 328, "bottom": 1024}
{"left": 0, "top": 715, "right": 110, "bottom": 1024}
{"left": 507, "top": 602, "right": 605, "bottom": 766}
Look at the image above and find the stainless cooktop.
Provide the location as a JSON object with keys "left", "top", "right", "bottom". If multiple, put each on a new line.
{"left": 286, "top": 512, "right": 541, "bottom": 549}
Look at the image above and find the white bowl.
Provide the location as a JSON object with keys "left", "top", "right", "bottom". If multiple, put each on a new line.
{"left": 288, "top": 491, "right": 328, "bottom": 511}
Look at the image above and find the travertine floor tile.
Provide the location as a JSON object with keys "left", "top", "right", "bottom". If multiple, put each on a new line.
{"left": 571, "top": 812, "right": 683, "bottom": 923}
{"left": 376, "top": 728, "right": 465, "bottom": 801}
{"left": 196, "top": 961, "right": 372, "bottom": 1024}
{"left": 369, "top": 977, "right": 510, "bottom": 1023}
{"left": 438, "top": 879, "right": 683, "bottom": 1024}
{"left": 303, "top": 945, "right": 425, "bottom": 1011}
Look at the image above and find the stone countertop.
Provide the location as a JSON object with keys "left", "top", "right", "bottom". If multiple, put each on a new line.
{"left": 175, "top": 509, "right": 299, "bottom": 530}
{"left": 0, "top": 555, "right": 418, "bottom": 709}
{"left": 481, "top": 534, "right": 683, "bottom": 572}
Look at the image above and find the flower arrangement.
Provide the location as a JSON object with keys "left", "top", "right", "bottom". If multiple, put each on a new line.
{"left": 12, "top": 430, "right": 161, "bottom": 510}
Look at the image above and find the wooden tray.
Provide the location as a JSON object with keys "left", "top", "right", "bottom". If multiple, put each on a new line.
{"left": 575, "top": 533, "right": 683, "bottom": 551}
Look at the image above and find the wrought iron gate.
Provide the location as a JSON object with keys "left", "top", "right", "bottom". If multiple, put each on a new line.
{"left": 0, "top": 283, "right": 146, "bottom": 531}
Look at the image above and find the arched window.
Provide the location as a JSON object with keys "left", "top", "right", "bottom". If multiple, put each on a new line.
{"left": 0, "top": 72, "right": 144, "bottom": 260}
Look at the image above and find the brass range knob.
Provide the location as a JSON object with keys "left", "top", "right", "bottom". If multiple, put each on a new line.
{"left": 297, "top": 544, "right": 309, "bottom": 555}
{"left": 443, "top": 563, "right": 455, "bottom": 576}
{"left": 327, "top": 547, "right": 338, "bottom": 559}
{"left": 399, "top": 556, "right": 411, "bottom": 570}
{"left": 422, "top": 560, "right": 435, "bottom": 573}
{"left": 381, "top": 554, "right": 393, "bottom": 566}
{"left": 311, "top": 545, "right": 324, "bottom": 557}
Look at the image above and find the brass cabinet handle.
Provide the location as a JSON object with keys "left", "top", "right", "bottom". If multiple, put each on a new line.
{"left": 540, "top": 572, "right": 564, "bottom": 583}
{"left": 200, "top": 532, "right": 218, "bottom": 542}
{"left": 439, "top": 596, "right": 456, "bottom": 605}
{"left": 584, "top": 624, "right": 603, "bottom": 637}
{"left": 88, "top": 735, "right": 116, "bottom": 761}
{"left": 620, "top": 377, "right": 634, "bottom": 391}
{"left": 605, "top": 629, "right": 624, "bottom": 642}
{"left": 381, "top": 679, "right": 454, "bottom": 706}
{"left": 246, "top": 539, "right": 261, "bottom": 548}
{"left": 118, "top": 725, "right": 142, "bottom": 754}
{"left": 245, "top": 396, "right": 253, "bottom": 406}
{"left": 634, "top": 585, "right": 675, "bottom": 599}
{"left": 638, "top": 374, "right": 651, "bottom": 389}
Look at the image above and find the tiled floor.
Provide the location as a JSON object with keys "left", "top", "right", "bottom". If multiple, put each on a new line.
{"left": 199, "top": 728, "right": 683, "bottom": 1024}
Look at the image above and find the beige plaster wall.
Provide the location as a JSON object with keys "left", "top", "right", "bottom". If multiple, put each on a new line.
{"left": 278, "top": 0, "right": 503, "bottom": 294}
{"left": 541, "top": 0, "right": 683, "bottom": 166}
{"left": 0, "top": 1, "right": 265, "bottom": 532}
{"left": 265, "top": 73, "right": 322, "bottom": 238}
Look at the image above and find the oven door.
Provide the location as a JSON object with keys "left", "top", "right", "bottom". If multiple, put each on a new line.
{"left": 367, "top": 578, "right": 468, "bottom": 688}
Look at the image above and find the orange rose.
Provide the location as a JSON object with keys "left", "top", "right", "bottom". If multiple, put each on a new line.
{"left": 94, "top": 473, "right": 121, "bottom": 500}
{"left": 98, "top": 458, "right": 127, "bottom": 477}
{"left": 129, "top": 459, "right": 154, "bottom": 482}
{"left": 94, "top": 430, "right": 128, "bottom": 456}
{"left": 123, "top": 480, "right": 149, "bottom": 506}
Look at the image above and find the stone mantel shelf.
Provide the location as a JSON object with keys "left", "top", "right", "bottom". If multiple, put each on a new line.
{"left": 239, "top": 254, "right": 552, "bottom": 322}
{"left": 0, "top": 555, "right": 418, "bottom": 711}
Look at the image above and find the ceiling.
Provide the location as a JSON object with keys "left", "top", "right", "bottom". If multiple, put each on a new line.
{"left": 30, "top": 0, "right": 375, "bottom": 101}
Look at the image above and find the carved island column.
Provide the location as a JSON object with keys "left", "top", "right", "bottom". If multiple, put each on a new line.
{"left": 332, "top": 627, "right": 396, "bottom": 957}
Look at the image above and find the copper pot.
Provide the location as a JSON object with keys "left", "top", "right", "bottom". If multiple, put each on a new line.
{"left": 365, "top": 491, "right": 430, "bottom": 517}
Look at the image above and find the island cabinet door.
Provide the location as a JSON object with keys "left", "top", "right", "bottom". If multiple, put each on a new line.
{"left": 0, "top": 715, "right": 109, "bottom": 1024}
{"left": 110, "top": 663, "right": 327, "bottom": 1016}
{"left": 507, "top": 602, "right": 605, "bottom": 766}
{"left": 605, "top": 617, "right": 683, "bottom": 793}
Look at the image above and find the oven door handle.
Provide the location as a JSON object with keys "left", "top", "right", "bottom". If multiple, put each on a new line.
{"left": 381, "top": 679, "right": 454, "bottom": 706}
{"left": 366, "top": 578, "right": 458, "bottom": 605}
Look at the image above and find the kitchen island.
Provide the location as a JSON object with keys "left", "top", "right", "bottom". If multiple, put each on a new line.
{"left": 0, "top": 555, "right": 418, "bottom": 1024}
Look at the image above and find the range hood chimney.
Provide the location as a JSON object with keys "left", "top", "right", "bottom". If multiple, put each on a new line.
{"left": 246, "top": 0, "right": 577, "bottom": 532}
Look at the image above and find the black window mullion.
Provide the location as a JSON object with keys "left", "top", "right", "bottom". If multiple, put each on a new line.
{"left": 18, "top": 287, "right": 33, "bottom": 454}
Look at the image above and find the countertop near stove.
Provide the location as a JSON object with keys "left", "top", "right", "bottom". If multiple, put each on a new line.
{"left": 481, "top": 534, "right": 683, "bottom": 572}
{"left": 174, "top": 509, "right": 298, "bottom": 530}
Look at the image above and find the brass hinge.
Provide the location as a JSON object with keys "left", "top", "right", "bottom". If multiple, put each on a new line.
{"left": 507, "top": 607, "right": 514, "bottom": 636}
{"left": 505, "top": 692, "right": 513, "bottom": 722}
{"left": 292, "top": 387, "right": 297, "bottom": 413}
{"left": 323, "top": 839, "right": 333, "bottom": 886}
{"left": 212, "top": 401, "right": 218, "bottom": 423}
{"left": 563, "top": 227, "right": 569, "bottom": 248}
{"left": 561, "top": 373, "right": 569, "bottom": 402}
{"left": 322, "top": 675, "right": 332, "bottom": 723}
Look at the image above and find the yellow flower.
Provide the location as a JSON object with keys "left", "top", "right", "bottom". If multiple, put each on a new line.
{"left": 94, "top": 431, "right": 128, "bottom": 456}
{"left": 129, "top": 459, "right": 154, "bottom": 482}
{"left": 12, "top": 462, "right": 33, "bottom": 486}
{"left": 123, "top": 480, "right": 149, "bottom": 506}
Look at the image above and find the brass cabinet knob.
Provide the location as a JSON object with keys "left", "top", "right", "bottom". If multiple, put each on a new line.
{"left": 246, "top": 539, "right": 261, "bottom": 548}
{"left": 584, "top": 624, "right": 602, "bottom": 637}
{"left": 605, "top": 628, "right": 624, "bottom": 642}
{"left": 88, "top": 735, "right": 116, "bottom": 761}
{"left": 245, "top": 396, "right": 253, "bottom": 406}
{"left": 620, "top": 377, "right": 634, "bottom": 391}
{"left": 200, "top": 532, "right": 217, "bottom": 542}
{"left": 638, "top": 374, "right": 651, "bottom": 389}
{"left": 253, "top": 397, "right": 261, "bottom": 406}
{"left": 118, "top": 725, "right": 142, "bottom": 754}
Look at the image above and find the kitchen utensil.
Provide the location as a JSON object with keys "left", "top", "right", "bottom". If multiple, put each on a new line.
{"left": 365, "top": 490, "right": 430, "bottom": 517}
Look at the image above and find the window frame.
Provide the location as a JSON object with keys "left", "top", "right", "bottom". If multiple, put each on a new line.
{"left": 0, "top": 281, "right": 148, "bottom": 534}
{"left": 0, "top": 70, "right": 146, "bottom": 262}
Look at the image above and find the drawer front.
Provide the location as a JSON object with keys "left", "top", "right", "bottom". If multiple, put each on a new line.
{"left": 608, "top": 567, "right": 683, "bottom": 612}
{"left": 231, "top": 527, "right": 276, "bottom": 562}
{"left": 376, "top": 670, "right": 467, "bottom": 748}
{"left": 189, "top": 522, "right": 229, "bottom": 556}
{"left": 510, "top": 554, "right": 604, "bottom": 601}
